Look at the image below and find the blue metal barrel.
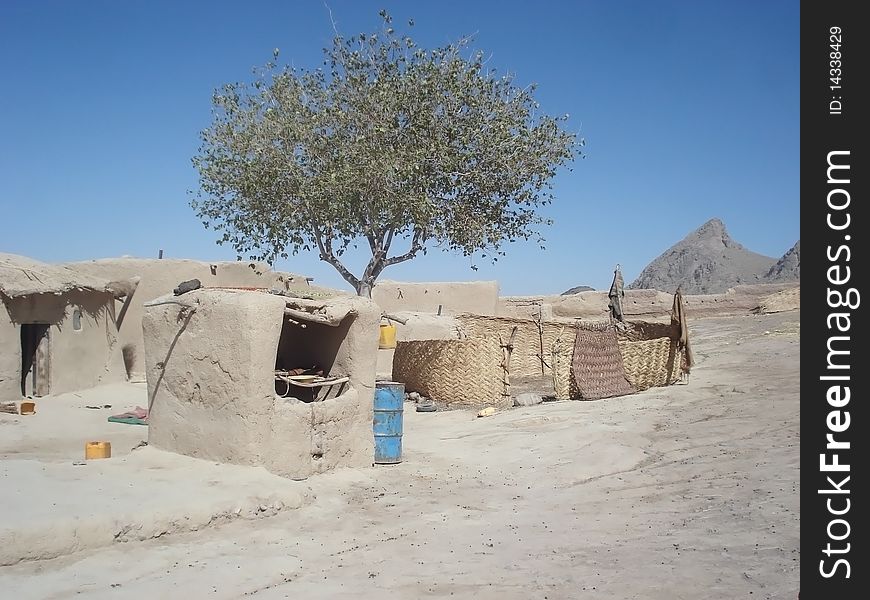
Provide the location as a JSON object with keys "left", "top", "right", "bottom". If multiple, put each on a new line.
{"left": 373, "top": 381, "right": 404, "bottom": 464}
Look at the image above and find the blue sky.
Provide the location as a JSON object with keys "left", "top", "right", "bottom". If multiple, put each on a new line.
{"left": 0, "top": 0, "right": 799, "bottom": 295}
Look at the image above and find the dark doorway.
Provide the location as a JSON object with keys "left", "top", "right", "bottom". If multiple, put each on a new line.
{"left": 21, "top": 324, "right": 50, "bottom": 397}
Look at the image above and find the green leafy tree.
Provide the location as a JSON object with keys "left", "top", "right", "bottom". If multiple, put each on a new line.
{"left": 192, "top": 12, "right": 580, "bottom": 297}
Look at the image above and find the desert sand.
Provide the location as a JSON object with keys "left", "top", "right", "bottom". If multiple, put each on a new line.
{"left": 0, "top": 311, "right": 799, "bottom": 599}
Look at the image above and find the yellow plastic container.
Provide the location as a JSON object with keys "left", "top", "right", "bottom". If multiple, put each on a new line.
{"left": 379, "top": 324, "right": 397, "bottom": 349}
{"left": 85, "top": 441, "right": 112, "bottom": 460}
{"left": 19, "top": 401, "right": 36, "bottom": 415}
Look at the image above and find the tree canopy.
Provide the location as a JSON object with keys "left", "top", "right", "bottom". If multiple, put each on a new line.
{"left": 192, "top": 12, "right": 581, "bottom": 296}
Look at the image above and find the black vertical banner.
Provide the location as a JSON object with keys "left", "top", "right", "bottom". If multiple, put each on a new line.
{"left": 802, "top": 1, "right": 866, "bottom": 598}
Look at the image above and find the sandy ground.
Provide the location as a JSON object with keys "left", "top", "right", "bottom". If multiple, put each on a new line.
{"left": 0, "top": 312, "right": 800, "bottom": 599}
{"left": 0, "top": 382, "right": 150, "bottom": 462}
{"left": 0, "top": 384, "right": 311, "bottom": 566}
{"left": 0, "top": 448, "right": 311, "bottom": 566}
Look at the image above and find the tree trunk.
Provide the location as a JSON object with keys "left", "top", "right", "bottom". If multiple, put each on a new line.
{"left": 356, "top": 281, "right": 373, "bottom": 298}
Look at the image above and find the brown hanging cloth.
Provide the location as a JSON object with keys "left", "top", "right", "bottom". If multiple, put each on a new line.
{"left": 671, "top": 286, "right": 694, "bottom": 376}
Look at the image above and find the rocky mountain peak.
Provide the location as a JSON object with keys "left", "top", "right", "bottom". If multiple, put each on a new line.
{"left": 694, "top": 217, "right": 726, "bottom": 238}
{"left": 628, "top": 218, "right": 779, "bottom": 294}
{"left": 685, "top": 218, "right": 743, "bottom": 250}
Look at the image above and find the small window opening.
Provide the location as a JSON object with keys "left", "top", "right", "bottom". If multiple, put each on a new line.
{"left": 72, "top": 307, "right": 82, "bottom": 331}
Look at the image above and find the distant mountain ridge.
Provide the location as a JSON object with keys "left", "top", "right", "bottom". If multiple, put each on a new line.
{"left": 628, "top": 218, "right": 798, "bottom": 294}
{"left": 561, "top": 285, "right": 595, "bottom": 295}
{"left": 765, "top": 240, "right": 800, "bottom": 281}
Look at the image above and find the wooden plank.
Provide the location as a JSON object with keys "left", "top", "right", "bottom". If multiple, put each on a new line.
{"left": 283, "top": 376, "right": 350, "bottom": 389}
{"left": 34, "top": 327, "right": 50, "bottom": 397}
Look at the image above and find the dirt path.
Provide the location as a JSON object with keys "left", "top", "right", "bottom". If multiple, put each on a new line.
{"left": 2, "top": 312, "right": 800, "bottom": 599}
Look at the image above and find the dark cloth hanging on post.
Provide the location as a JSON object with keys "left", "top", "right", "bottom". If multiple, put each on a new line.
{"left": 671, "top": 286, "right": 694, "bottom": 374}
{"left": 608, "top": 265, "right": 625, "bottom": 322}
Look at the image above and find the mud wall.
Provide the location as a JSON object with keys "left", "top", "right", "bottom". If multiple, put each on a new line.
{"left": 498, "top": 283, "right": 800, "bottom": 322}
{"left": 0, "top": 290, "right": 126, "bottom": 401}
{"left": 143, "top": 290, "right": 379, "bottom": 479}
{"left": 0, "top": 304, "right": 17, "bottom": 400}
{"left": 372, "top": 280, "right": 498, "bottom": 316}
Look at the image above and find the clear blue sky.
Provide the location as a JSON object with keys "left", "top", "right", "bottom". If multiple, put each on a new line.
{"left": 0, "top": 0, "right": 799, "bottom": 295}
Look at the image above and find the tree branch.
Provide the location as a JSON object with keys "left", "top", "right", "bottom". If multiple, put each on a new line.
{"left": 365, "top": 231, "right": 379, "bottom": 255}
{"left": 381, "top": 227, "right": 426, "bottom": 269}
{"left": 310, "top": 220, "right": 361, "bottom": 290}
{"left": 382, "top": 228, "right": 395, "bottom": 255}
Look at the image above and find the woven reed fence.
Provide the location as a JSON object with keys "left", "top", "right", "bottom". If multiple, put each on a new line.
{"left": 616, "top": 321, "right": 684, "bottom": 391}
{"left": 393, "top": 316, "right": 684, "bottom": 407}
{"left": 457, "top": 315, "right": 580, "bottom": 378}
{"left": 543, "top": 318, "right": 684, "bottom": 398}
{"left": 550, "top": 326, "right": 578, "bottom": 400}
{"left": 392, "top": 336, "right": 509, "bottom": 408}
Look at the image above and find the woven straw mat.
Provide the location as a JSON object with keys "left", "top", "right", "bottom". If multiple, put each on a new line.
{"left": 570, "top": 327, "right": 636, "bottom": 399}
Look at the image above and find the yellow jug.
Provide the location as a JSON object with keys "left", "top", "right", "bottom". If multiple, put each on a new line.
{"left": 85, "top": 441, "right": 112, "bottom": 459}
{"left": 378, "top": 323, "right": 397, "bottom": 349}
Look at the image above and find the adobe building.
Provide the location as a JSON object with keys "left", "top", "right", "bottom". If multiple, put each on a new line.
{"left": 0, "top": 253, "right": 127, "bottom": 401}
{"left": 142, "top": 289, "right": 380, "bottom": 479}
{"left": 67, "top": 257, "right": 327, "bottom": 381}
